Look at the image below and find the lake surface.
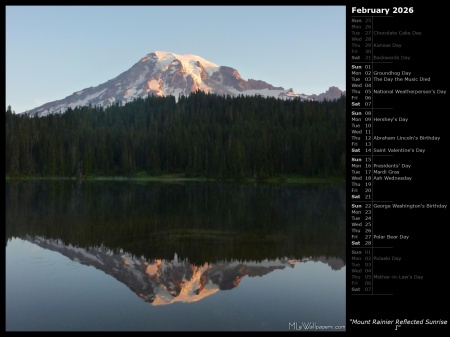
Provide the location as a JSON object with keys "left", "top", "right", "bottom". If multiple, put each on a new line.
{"left": 5, "top": 180, "right": 346, "bottom": 331}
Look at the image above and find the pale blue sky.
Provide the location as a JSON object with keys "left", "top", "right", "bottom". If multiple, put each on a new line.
{"left": 6, "top": 5, "right": 345, "bottom": 114}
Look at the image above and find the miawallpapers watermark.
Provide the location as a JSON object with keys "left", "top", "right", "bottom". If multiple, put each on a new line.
{"left": 288, "top": 321, "right": 346, "bottom": 331}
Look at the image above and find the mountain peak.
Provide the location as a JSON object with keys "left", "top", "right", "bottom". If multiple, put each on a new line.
{"left": 22, "top": 51, "right": 342, "bottom": 116}
{"left": 143, "top": 51, "right": 219, "bottom": 75}
{"left": 308, "top": 86, "right": 346, "bottom": 101}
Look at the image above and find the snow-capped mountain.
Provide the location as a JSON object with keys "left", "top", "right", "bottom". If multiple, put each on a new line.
{"left": 22, "top": 51, "right": 344, "bottom": 116}
{"left": 26, "top": 235, "right": 344, "bottom": 306}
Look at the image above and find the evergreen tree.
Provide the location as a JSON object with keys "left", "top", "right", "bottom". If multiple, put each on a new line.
{"left": 5, "top": 94, "right": 346, "bottom": 179}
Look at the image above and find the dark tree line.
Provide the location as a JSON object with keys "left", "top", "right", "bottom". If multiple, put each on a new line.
{"left": 5, "top": 91, "right": 346, "bottom": 179}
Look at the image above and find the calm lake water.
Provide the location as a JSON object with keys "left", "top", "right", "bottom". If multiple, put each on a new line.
{"left": 5, "top": 180, "right": 346, "bottom": 331}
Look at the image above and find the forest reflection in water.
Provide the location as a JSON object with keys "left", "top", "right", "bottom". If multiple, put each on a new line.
{"left": 6, "top": 179, "right": 346, "bottom": 264}
{"left": 6, "top": 179, "right": 346, "bottom": 331}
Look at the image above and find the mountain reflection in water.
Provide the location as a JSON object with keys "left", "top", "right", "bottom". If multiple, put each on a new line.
{"left": 6, "top": 180, "right": 346, "bottom": 331}
{"left": 23, "top": 235, "right": 344, "bottom": 306}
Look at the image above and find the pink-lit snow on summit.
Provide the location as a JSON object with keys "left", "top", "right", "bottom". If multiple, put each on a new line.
{"left": 23, "top": 51, "right": 344, "bottom": 117}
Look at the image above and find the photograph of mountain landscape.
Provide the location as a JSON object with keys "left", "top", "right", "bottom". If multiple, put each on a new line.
{"left": 6, "top": 6, "right": 346, "bottom": 331}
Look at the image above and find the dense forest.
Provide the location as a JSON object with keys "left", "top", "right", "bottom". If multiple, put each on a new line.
{"left": 5, "top": 91, "right": 346, "bottom": 179}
